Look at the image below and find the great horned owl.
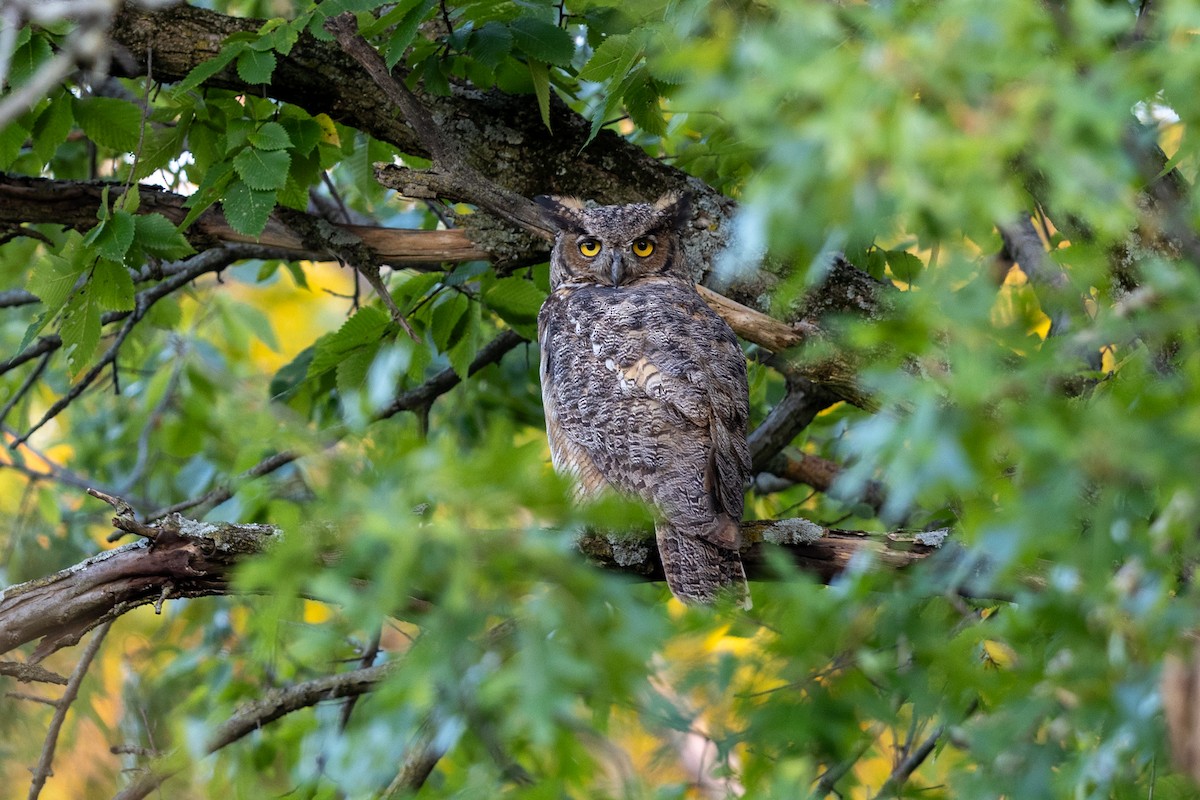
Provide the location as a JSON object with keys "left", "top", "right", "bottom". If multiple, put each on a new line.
{"left": 535, "top": 193, "right": 751, "bottom": 607}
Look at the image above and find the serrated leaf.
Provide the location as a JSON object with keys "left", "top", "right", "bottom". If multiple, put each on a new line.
{"left": 180, "top": 161, "right": 235, "bottom": 230}
{"left": 89, "top": 211, "right": 136, "bottom": 262}
{"left": 92, "top": 259, "right": 135, "bottom": 312}
{"left": 248, "top": 121, "right": 293, "bottom": 151}
{"left": 135, "top": 213, "right": 194, "bottom": 259}
{"left": 578, "top": 33, "right": 640, "bottom": 83}
{"left": 131, "top": 124, "right": 186, "bottom": 182}
{"left": 485, "top": 276, "right": 546, "bottom": 322}
{"left": 384, "top": 0, "right": 435, "bottom": 69}
{"left": 174, "top": 42, "right": 244, "bottom": 96}
{"left": 624, "top": 72, "right": 666, "bottom": 136}
{"left": 236, "top": 47, "right": 277, "bottom": 84}
{"left": 61, "top": 288, "right": 101, "bottom": 377}
{"left": 307, "top": 306, "right": 391, "bottom": 380}
{"left": 232, "top": 147, "right": 291, "bottom": 190}
{"left": 431, "top": 292, "right": 470, "bottom": 352}
{"left": 280, "top": 116, "right": 321, "bottom": 156}
{"left": 73, "top": 96, "right": 142, "bottom": 152}
{"left": 392, "top": 271, "right": 444, "bottom": 309}
{"left": 471, "top": 22, "right": 513, "bottom": 68}
{"left": 27, "top": 252, "right": 84, "bottom": 317}
{"left": 223, "top": 181, "right": 277, "bottom": 236}
{"left": 446, "top": 300, "right": 481, "bottom": 379}
{"left": 528, "top": 60, "right": 552, "bottom": 131}
{"left": 270, "top": 345, "right": 315, "bottom": 403}
{"left": 0, "top": 121, "right": 29, "bottom": 169}
{"left": 31, "top": 92, "right": 74, "bottom": 164}
{"left": 336, "top": 342, "right": 382, "bottom": 396}
{"left": 10, "top": 32, "right": 51, "bottom": 87}
{"left": 485, "top": 276, "right": 545, "bottom": 338}
{"left": 510, "top": 17, "right": 575, "bottom": 67}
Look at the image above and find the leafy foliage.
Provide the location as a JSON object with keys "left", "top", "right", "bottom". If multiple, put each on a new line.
{"left": 1, "top": 0, "right": 1200, "bottom": 798}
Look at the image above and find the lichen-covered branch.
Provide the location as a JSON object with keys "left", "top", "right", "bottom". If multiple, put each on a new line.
{"left": 0, "top": 515, "right": 279, "bottom": 661}
{"left": 578, "top": 520, "right": 948, "bottom": 585}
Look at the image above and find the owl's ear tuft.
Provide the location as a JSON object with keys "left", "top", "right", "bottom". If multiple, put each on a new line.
{"left": 654, "top": 191, "right": 693, "bottom": 232}
{"left": 534, "top": 195, "right": 587, "bottom": 234}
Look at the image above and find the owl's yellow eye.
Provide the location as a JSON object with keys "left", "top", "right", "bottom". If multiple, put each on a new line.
{"left": 632, "top": 239, "right": 655, "bottom": 258}
{"left": 578, "top": 239, "right": 601, "bottom": 257}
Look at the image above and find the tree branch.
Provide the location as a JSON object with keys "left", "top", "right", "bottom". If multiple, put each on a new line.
{"left": 0, "top": 174, "right": 490, "bottom": 266}
{"left": 0, "top": 513, "right": 280, "bottom": 661}
{"left": 27, "top": 620, "right": 113, "bottom": 800}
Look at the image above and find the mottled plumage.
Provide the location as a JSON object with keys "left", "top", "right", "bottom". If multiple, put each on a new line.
{"left": 536, "top": 193, "right": 751, "bottom": 606}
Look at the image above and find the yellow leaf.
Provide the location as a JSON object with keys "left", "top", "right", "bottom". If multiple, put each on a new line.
{"left": 303, "top": 599, "right": 333, "bottom": 624}
{"left": 982, "top": 639, "right": 1018, "bottom": 669}
{"left": 313, "top": 113, "right": 339, "bottom": 146}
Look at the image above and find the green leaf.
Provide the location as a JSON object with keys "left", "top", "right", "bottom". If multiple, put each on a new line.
{"left": 92, "top": 259, "right": 135, "bottom": 312}
{"left": 9, "top": 32, "right": 51, "bottom": 87}
{"left": 87, "top": 211, "right": 136, "bottom": 263}
{"left": 223, "top": 181, "right": 277, "bottom": 236}
{"left": 232, "top": 147, "right": 291, "bottom": 191}
{"left": 236, "top": 47, "right": 277, "bottom": 84}
{"left": 269, "top": 345, "right": 314, "bottom": 403}
{"left": 26, "top": 252, "right": 84, "bottom": 318}
{"left": 173, "top": 42, "right": 244, "bottom": 96}
{"left": 135, "top": 213, "right": 194, "bottom": 259}
{"left": 885, "top": 250, "right": 924, "bottom": 283}
{"left": 131, "top": 124, "right": 187, "bottom": 182}
{"left": 485, "top": 276, "right": 546, "bottom": 323}
{"left": 336, "top": 342, "right": 382, "bottom": 396}
{"left": 31, "top": 92, "right": 74, "bottom": 165}
{"left": 307, "top": 306, "right": 391, "bottom": 380}
{"left": 248, "top": 121, "right": 293, "bottom": 151}
{"left": 384, "top": 0, "right": 436, "bottom": 69}
{"left": 60, "top": 287, "right": 101, "bottom": 377}
{"left": 510, "top": 17, "right": 575, "bottom": 67}
{"left": 0, "top": 121, "right": 29, "bottom": 169}
{"left": 471, "top": 22, "right": 514, "bottom": 68}
{"left": 430, "top": 292, "right": 470, "bottom": 352}
{"left": 578, "top": 34, "right": 641, "bottom": 83}
{"left": 623, "top": 71, "right": 666, "bottom": 136}
{"left": 73, "top": 96, "right": 142, "bottom": 153}
{"left": 446, "top": 299, "right": 481, "bottom": 378}
{"left": 528, "top": 60, "right": 552, "bottom": 131}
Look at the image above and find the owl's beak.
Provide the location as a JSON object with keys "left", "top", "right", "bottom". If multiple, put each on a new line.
{"left": 610, "top": 253, "right": 625, "bottom": 286}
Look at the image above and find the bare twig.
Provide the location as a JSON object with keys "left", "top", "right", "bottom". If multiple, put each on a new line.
{"left": 869, "top": 721, "right": 946, "bottom": 799}
{"left": 143, "top": 450, "right": 298, "bottom": 522}
{"left": 26, "top": 620, "right": 113, "bottom": 800}
{"left": 375, "top": 329, "right": 526, "bottom": 420}
{"left": 0, "top": 661, "right": 68, "bottom": 685}
{"left": 0, "top": 351, "right": 50, "bottom": 426}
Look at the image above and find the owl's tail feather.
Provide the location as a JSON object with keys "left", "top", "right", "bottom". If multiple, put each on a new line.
{"left": 656, "top": 521, "right": 752, "bottom": 610}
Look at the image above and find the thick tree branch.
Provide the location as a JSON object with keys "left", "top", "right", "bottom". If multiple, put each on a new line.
{"left": 0, "top": 513, "right": 279, "bottom": 661}
{"left": 0, "top": 512, "right": 945, "bottom": 661}
{"left": 0, "top": 174, "right": 490, "bottom": 266}
{"left": 747, "top": 378, "right": 840, "bottom": 471}
{"left": 579, "top": 520, "right": 947, "bottom": 585}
